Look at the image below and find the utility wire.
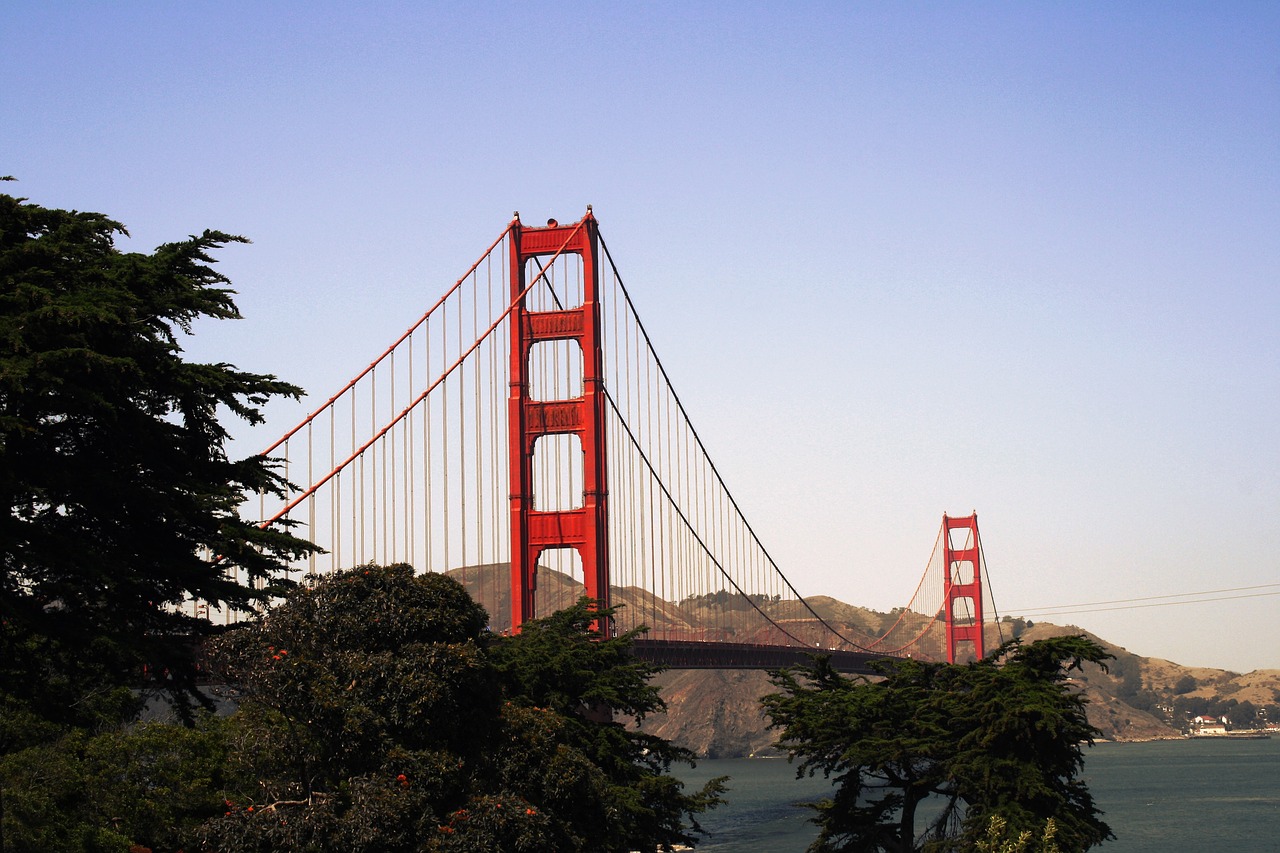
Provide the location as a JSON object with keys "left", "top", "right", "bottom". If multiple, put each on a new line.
{"left": 1009, "top": 584, "right": 1280, "bottom": 619}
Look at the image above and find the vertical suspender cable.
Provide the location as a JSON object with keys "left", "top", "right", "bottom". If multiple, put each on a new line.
{"left": 330, "top": 406, "right": 338, "bottom": 571}
{"left": 424, "top": 319, "right": 432, "bottom": 571}
{"left": 306, "top": 424, "right": 315, "bottom": 579}
{"left": 441, "top": 304, "right": 450, "bottom": 571}
{"left": 386, "top": 353, "right": 393, "bottom": 563}
{"left": 473, "top": 266, "right": 483, "bottom": 585}
{"left": 484, "top": 254, "right": 494, "bottom": 611}
{"left": 350, "top": 391, "right": 357, "bottom": 568}
{"left": 458, "top": 273, "right": 466, "bottom": 573}
{"left": 406, "top": 331, "right": 414, "bottom": 568}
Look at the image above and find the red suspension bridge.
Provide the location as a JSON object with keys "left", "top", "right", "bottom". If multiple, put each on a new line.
{"left": 232, "top": 211, "right": 997, "bottom": 673}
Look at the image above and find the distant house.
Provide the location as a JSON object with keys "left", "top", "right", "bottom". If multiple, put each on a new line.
{"left": 1191, "top": 715, "right": 1227, "bottom": 735}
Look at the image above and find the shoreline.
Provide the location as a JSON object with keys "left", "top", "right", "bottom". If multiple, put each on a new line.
{"left": 1097, "top": 730, "right": 1275, "bottom": 744}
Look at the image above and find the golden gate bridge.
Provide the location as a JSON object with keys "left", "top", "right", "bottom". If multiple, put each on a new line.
{"left": 232, "top": 210, "right": 997, "bottom": 673}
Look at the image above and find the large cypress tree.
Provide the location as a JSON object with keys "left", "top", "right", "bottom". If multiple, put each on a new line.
{"left": 763, "top": 636, "right": 1115, "bottom": 853}
{"left": 0, "top": 185, "right": 317, "bottom": 737}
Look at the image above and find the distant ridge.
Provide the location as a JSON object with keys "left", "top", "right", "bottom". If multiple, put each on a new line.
{"left": 444, "top": 564, "right": 1280, "bottom": 755}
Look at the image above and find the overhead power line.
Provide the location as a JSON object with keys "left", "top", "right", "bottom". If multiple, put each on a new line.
{"left": 1008, "top": 583, "right": 1280, "bottom": 619}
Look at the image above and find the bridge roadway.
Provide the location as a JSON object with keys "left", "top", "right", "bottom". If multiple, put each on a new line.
{"left": 631, "top": 638, "right": 894, "bottom": 675}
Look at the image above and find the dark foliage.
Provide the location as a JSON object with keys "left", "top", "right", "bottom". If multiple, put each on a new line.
{"left": 762, "top": 636, "right": 1115, "bottom": 853}
{"left": 489, "top": 600, "right": 727, "bottom": 851}
{"left": 0, "top": 190, "right": 318, "bottom": 735}
{"left": 0, "top": 716, "right": 236, "bottom": 852}
{"left": 195, "top": 565, "right": 724, "bottom": 853}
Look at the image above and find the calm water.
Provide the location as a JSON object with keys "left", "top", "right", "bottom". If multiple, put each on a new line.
{"left": 675, "top": 737, "right": 1280, "bottom": 851}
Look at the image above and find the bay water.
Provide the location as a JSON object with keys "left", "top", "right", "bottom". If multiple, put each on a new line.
{"left": 674, "top": 736, "right": 1280, "bottom": 851}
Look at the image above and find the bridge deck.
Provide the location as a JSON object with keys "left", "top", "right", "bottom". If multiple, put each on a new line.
{"left": 631, "top": 638, "right": 893, "bottom": 675}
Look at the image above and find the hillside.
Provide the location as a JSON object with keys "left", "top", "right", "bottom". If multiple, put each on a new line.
{"left": 1012, "top": 621, "right": 1280, "bottom": 741}
{"left": 445, "top": 565, "right": 1279, "bottom": 756}
{"left": 641, "top": 618, "right": 1280, "bottom": 756}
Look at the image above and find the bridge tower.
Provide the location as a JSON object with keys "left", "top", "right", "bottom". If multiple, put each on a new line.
{"left": 942, "top": 512, "right": 984, "bottom": 663}
{"left": 508, "top": 212, "right": 609, "bottom": 632}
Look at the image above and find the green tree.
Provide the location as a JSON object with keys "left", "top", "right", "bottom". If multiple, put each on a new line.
{"left": 762, "top": 636, "right": 1114, "bottom": 853}
{"left": 0, "top": 187, "right": 317, "bottom": 737}
{"left": 974, "top": 815, "right": 1062, "bottom": 853}
{"left": 1226, "top": 700, "right": 1258, "bottom": 729}
{"left": 0, "top": 715, "right": 235, "bottom": 852}
{"left": 196, "top": 565, "right": 723, "bottom": 853}
{"left": 489, "top": 599, "right": 726, "bottom": 852}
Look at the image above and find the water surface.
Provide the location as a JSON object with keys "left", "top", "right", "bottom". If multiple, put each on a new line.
{"left": 675, "top": 737, "right": 1280, "bottom": 851}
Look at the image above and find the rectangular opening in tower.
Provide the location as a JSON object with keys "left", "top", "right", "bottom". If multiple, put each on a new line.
{"left": 949, "top": 559, "right": 976, "bottom": 585}
{"left": 534, "top": 546, "right": 585, "bottom": 619}
{"left": 531, "top": 433, "right": 585, "bottom": 512}
{"left": 524, "top": 254, "right": 585, "bottom": 312}
{"left": 951, "top": 639, "right": 982, "bottom": 664}
{"left": 947, "top": 525, "right": 976, "bottom": 551}
{"left": 528, "top": 339, "right": 584, "bottom": 401}
{"left": 950, "top": 595, "right": 979, "bottom": 626}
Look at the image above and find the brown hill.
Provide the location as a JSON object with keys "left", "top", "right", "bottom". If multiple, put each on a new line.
{"left": 642, "top": 616, "right": 1279, "bottom": 756}
{"left": 643, "top": 669, "right": 780, "bottom": 758}
{"left": 445, "top": 565, "right": 1278, "bottom": 755}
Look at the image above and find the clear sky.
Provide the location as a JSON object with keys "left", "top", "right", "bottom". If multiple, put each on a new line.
{"left": 4, "top": 2, "right": 1278, "bottom": 672}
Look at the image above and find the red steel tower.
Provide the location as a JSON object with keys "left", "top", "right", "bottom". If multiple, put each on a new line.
{"left": 943, "top": 512, "right": 984, "bottom": 663}
{"left": 507, "top": 212, "right": 609, "bottom": 632}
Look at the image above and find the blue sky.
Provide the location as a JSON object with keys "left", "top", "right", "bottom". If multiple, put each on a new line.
{"left": 5, "top": 2, "right": 1278, "bottom": 671}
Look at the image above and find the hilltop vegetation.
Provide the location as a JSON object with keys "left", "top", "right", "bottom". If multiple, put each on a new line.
{"left": 1012, "top": 621, "right": 1280, "bottom": 738}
